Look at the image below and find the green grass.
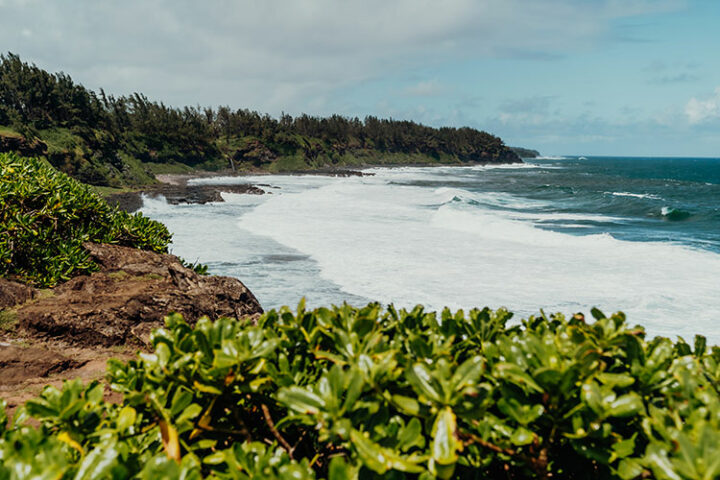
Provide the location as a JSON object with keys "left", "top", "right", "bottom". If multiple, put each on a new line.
{"left": 107, "top": 270, "right": 130, "bottom": 281}
{"left": 143, "top": 161, "right": 196, "bottom": 175}
{"left": 0, "top": 126, "right": 22, "bottom": 138}
{"left": 37, "top": 127, "right": 85, "bottom": 156}
{"left": 0, "top": 309, "right": 17, "bottom": 331}
{"left": 89, "top": 185, "right": 144, "bottom": 198}
{"left": 116, "top": 153, "right": 157, "bottom": 185}
{"left": 270, "top": 153, "right": 311, "bottom": 172}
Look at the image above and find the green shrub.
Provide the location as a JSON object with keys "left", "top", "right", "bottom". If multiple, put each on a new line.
{"left": 0, "top": 152, "right": 171, "bottom": 287}
{"left": 2, "top": 302, "right": 719, "bottom": 479}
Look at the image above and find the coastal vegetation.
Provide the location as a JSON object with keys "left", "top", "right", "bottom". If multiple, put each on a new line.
{"left": 1, "top": 57, "right": 713, "bottom": 480}
{"left": 0, "top": 53, "right": 520, "bottom": 187}
{"left": 0, "top": 151, "right": 170, "bottom": 287}
{"left": 2, "top": 303, "right": 719, "bottom": 479}
{"left": 510, "top": 147, "right": 540, "bottom": 158}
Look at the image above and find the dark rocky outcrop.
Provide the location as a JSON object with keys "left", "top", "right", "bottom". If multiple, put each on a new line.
{"left": 510, "top": 147, "right": 540, "bottom": 158}
{"left": 0, "top": 132, "right": 47, "bottom": 157}
{"left": 287, "top": 168, "right": 372, "bottom": 177}
{"left": 105, "top": 183, "right": 266, "bottom": 212}
{"left": 147, "top": 183, "right": 266, "bottom": 205}
{"left": 16, "top": 243, "right": 263, "bottom": 347}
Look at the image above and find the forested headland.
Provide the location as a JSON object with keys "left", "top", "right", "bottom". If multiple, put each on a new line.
{"left": 510, "top": 147, "right": 540, "bottom": 158}
{"left": 0, "top": 53, "right": 521, "bottom": 187}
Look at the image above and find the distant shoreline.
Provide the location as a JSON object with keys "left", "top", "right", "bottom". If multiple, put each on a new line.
{"left": 106, "top": 159, "right": 523, "bottom": 212}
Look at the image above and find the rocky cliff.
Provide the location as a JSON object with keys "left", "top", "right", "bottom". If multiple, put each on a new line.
{"left": 0, "top": 243, "right": 263, "bottom": 406}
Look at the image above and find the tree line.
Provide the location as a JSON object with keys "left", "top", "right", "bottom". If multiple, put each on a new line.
{"left": 0, "top": 53, "right": 519, "bottom": 185}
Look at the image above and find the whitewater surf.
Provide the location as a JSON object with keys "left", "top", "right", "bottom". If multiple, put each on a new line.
{"left": 141, "top": 156, "right": 720, "bottom": 342}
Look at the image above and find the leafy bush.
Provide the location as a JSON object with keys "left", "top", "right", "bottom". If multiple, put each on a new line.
{"left": 180, "top": 257, "right": 210, "bottom": 276}
{"left": 0, "top": 152, "right": 171, "bottom": 286}
{"left": 2, "top": 302, "right": 719, "bottom": 479}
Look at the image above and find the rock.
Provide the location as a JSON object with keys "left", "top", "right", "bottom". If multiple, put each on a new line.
{"left": 151, "top": 184, "right": 266, "bottom": 205}
{"left": 105, "top": 183, "right": 266, "bottom": 213}
{"left": 287, "top": 168, "right": 373, "bottom": 177}
{"left": 104, "top": 191, "right": 145, "bottom": 212}
{"left": 0, "top": 132, "right": 47, "bottom": 157}
{"left": 17, "top": 243, "right": 263, "bottom": 347}
{"left": 0, "top": 346, "right": 84, "bottom": 386}
{"left": 0, "top": 278, "right": 35, "bottom": 309}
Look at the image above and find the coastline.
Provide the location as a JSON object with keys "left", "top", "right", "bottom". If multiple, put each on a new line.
{"left": 106, "top": 159, "right": 523, "bottom": 212}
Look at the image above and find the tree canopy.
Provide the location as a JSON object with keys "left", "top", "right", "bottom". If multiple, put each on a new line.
{"left": 0, "top": 53, "right": 520, "bottom": 185}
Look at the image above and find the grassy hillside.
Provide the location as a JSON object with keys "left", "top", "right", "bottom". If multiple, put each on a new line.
{"left": 0, "top": 53, "right": 521, "bottom": 186}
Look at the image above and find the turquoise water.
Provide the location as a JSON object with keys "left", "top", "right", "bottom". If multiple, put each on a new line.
{"left": 421, "top": 156, "right": 720, "bottom": 253}
{"left": 142, "top": 156, "right": 720, "bottom": 342}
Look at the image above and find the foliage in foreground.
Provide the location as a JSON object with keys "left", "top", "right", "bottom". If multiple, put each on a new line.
{"left": 2, "top": 302, "right": 720, "bottom": 479}
{"left": 0, "top": 152, "right": 171, "bottom": 286}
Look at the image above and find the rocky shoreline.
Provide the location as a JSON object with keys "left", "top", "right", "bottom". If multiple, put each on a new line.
{"left": 104, "top": 168, "right": 372, "bottom": 212}
{"left": 103, "top": 160, "right": 525, "bottom": 213}
{"left": 105, "top": 182, "right": 267, "bottom": 212}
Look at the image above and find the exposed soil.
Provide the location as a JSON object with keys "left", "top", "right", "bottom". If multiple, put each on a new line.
{"left": 0, "top": 278, "right": 34, "bottom": 309}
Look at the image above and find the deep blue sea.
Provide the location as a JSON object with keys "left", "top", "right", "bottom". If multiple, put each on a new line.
{"left": 492, "top": 156, "right": 720, "bottom": 253}
{"left": 141, "top": 156, "right": 720, "bottom": 342}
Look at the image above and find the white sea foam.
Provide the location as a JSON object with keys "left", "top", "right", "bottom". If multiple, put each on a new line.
{"left": 468, "top": 163, "right": 554, "bottom": 170}
{"left": 219, "top": 191, "right": 266, "bottom": 206}
{"left": 236, "top": 176, "right": 720, "bottom": 343}
{"left": 139, "top": 194, "right": 175, "bottom": 214}
{"left": 432, "top": 187, "right": 620, "bottom": 223}
{"left": 141, "top": 169, "right": 720, "bottom": 344}
{"left": 605, "top": 191, "right": 661, "bottom": 200}
{"left": 508, "top": 211, "right": 626, "bottom": 224}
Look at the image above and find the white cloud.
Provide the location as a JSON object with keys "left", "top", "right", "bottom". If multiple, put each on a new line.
{"left": 0, "top": 0, "right": 686, "bottom": 113}
{"left": 685, "top": 87, "right": 720, "bottom": 124}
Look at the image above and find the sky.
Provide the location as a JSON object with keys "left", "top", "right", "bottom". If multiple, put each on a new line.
{"left": 1, "top": 0, "right": 719, "bottom": 156}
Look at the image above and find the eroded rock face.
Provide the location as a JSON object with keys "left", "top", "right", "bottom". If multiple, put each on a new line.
{"left": 0, "top": 346, "right": 84, "bottom": 386}
{"left": 17, "top": 243, "right": 263, "bottom": 346}
{"left": 0, "top": 278, "right": 35, "bottom": 309}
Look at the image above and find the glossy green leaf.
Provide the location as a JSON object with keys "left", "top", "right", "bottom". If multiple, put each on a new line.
{"left": 431, "top": 407, "right": 461, "bottom": 466}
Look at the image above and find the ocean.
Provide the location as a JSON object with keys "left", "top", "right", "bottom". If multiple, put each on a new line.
{"left": 140, "top": 156, "right": 720, "bottom": 342}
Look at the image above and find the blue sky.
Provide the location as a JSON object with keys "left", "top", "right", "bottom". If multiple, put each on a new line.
{"left": 1, "top": 0, "right": 719, "bottom": 156}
